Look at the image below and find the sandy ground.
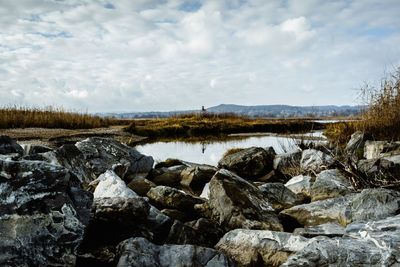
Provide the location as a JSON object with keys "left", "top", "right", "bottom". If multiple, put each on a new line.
{"left": 0, "top": 125, "right": 146, "bottom": 148}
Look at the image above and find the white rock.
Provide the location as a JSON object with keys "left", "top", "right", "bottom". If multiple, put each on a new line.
{"left": 93, "top": 170, "right": 137, "bottom": 199}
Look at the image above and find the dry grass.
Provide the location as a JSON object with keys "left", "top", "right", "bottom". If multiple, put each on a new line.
{"left": 125, "top": 112, "right": 322, "bottom": 139}
{"left": 0, "top": 106, "right": 113, "bottom": 129}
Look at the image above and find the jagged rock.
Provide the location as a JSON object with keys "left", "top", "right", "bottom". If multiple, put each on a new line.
{"left": 300, "top": 149, "right": 335, "bottom": 173}
{"left": 345, "top": 131, "right": 366, "bottom": 161}
{"left": 293, "top": 222, "right": 345, "bottom": 238}
{"left": 357, "top": 156, "right": 400, "bottom": 182}
{"left": 147, "top": 185, "right": 204, "bottom": 212}
{"left": 200, "top": 182, "right": 210, "bottom": 199}
{"left": 180, "top": 165, "right": 217, "bottom": 194}
{"left": 310, "top": 169, "right": 354, "bottom": 201}
{"left": 77, "top": 197, "right": 174, "bottom": 266}
{"left": 280, "top": 194, "right": 355, "bottom": 227}
{"left": 216, "top": 229, "right": 309, "bottom": 267}
{"left": 76, "top": 137, "right": 153, "bottom": 179}
{"left": 258, "top": 183, "right": 304, "bottom": 211}
{"left": 273, "top": 149, "right": 302, "bottom": 177}
{"left": 149, "top": 165, "right": 186, "bottom": 186}
{"left": 0, "top": 135, "right": 23, "bottom": 155}
{"left": 364, "top": 140, "right": 400, "bottom": 159}
{"left": 281, "top": 188, "right": 400, "bottom": 227}
{"left": 127, "top": 178, "right": 156, "bottom": 196}
{"left": 21, "top": 143, "right": 52, "bottom": 155}
{"left": 185, "top": 218, "right": 224, "bottom": 247}
{"left": 198, "top": 169, "right": 283, "bottom": 231}
{"left": 284, "top": 175, "right": 313, "bottom": 199}
{"left": 0, "top": 159, "right": 92, "bottom": 266}
{"left": 92, "top": 170, "right": 137, "bottom": 199}
{"left": 161, "top": 209, "right": 189, "bottom": 222}
{"left": 116, "top": 237, "right": 235, "bottom": 267}
{"left": 218, "top": 147, "right": 275, "bottom": 179}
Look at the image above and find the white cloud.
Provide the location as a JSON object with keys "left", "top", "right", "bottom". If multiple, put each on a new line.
{"left": 0, "top": 0, "right": 399, "bottom": 112}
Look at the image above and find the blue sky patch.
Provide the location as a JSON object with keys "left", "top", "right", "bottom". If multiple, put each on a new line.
{"left": 179, "top": 1, "right": 202, "bottom": 12}
{"left": 104, "top": 3, "right": 115, "bottom": 9}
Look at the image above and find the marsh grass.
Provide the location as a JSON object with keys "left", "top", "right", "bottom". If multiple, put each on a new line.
{"left": 125, "top": 112, "right": 322, "bottom": 139}
{"left": 0, "top": 106, "right": 112, "bottom": 129}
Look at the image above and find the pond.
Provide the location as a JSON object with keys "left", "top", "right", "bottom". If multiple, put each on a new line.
{"left": 135, "top": 131, "right": 325, "bottom": 166}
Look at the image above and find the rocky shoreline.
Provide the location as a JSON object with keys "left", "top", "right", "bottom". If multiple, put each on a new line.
{"left": 1, "top": 132, "right": 400, "bottom": 266}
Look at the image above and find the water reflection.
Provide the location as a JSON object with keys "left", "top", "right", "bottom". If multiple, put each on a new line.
{"left": 135, "top": 131, "right": 325, "bottom": 166}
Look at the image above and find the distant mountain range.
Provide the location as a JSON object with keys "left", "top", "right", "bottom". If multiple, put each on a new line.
{"left": 98, "top": 104, "right": 364, "bottom": 119}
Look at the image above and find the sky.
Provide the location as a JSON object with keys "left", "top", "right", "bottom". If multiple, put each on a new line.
{"left": 0, "top": 0, "right": 399, "bottom": 112}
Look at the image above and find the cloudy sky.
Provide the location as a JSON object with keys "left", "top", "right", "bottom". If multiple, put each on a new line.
{"left": 0, "top": 0, "right": 399, "bottom": 112}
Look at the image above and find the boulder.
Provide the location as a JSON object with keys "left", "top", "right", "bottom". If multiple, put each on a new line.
{"left": 116, "top": 237, "right": 235, "bottom": 267}
{"left": 357, "top": 156, "right": 400, "bottom": 183}
{"left": 310, "top": 169, "right": 354, "bottom": 201}
{"left": 180, "top": 165, "right": 217, "bottom": 194}
{"left": 198, "top": 169, "right": 283, "bottom": 231}
{"left": 0, "top": 159, "right": 92, "bottom": 266}
{"left": 21, "top": 143, "right": 52, "bottom": 155}
{"left": 216, "top": 229, "right": 309, "bottom": 267}
{"left": 284, "top": 175, "right": 313, "bottom": 199}
{"left": 147, "top": 186, "right": 204, "bottom": 214}
{"left": 293, "top": 222, "right": 345, "bottom": 238}
{"left": 185, "top": 218, "right": 224, "bottom": 247}
{"left": 0, "top": 135, "right": 23, "bottom": 155}
{"left": 273, "top": 149, "right": 302, "bottom": 177}
{"left": 76, "top": 137, "right": 153, "bottom": 179}
{"left": 127, "top": 178, "right": 156, "bottom": 196}
{"left": 218, "top": 147, "right": 275, "bottom": 179}
{"left": 161, "top": 209, "right": 189, "bottom": 222}
{"left": 258, "top": 183, "right": 304, "bottom": 211}
{"left": 281, "top": 188, "right": 400, "bottom": 227}
{"left": 345, "top": 131, "right": 366, "bottom": 161}
{"left": 149, "top": 165, "right": 186, "bottom": 186}
{"left": 92, "top": 170, "right": 138, "bottom": 199}
{"left": 364, "top": 140, "right": 400, "bottom": 159}
{"left": 300, "top": 149, "right": 335, "bottom": 173}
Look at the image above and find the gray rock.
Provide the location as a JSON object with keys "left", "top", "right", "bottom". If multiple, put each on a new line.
{"left": 258, "top": 183, "right": 304, "bottom": 211}
{"left": 357, "top": 157, "right": 400, "bottom": 182}
{"left": 185, "top": 218, "right": 224, "bottom": 247}
{"left": 0, "top": 135, "right": 23, "bottom": 155}
{"left": 300, "top": 149, "right": 335, "bottom": 173}
{"left": 93, "top": 170, "right": 138, "bottom": 199}
{"left": 147, "top": 185, "right": 205, "bottom": 212}
{"left": 0, "top": 159, "right": 92, "bottom": 266}
{"left": 116, "top": 237, "right": 235, "bottom": 267}
{"left": 293, "top": 223, "right": 345, "bottom": 238}
{"left": 180, "top": 165, "right": 217, "bottom": 194}
{"left": 364, "top": 140, "right": 400, "bottom": 159}
{"left": 149, "top": 165, "right": 187, "bottom": 186}
{"left": 218, "top": 147, "right": 275, "bottom": 180}
{"left": 216, "top": 229, "right": 309, "bottom": 267}
{"left": 198, "top": 169, "right": 283, "bottom": 231}
{"left": 284, "top": 175, "right": 313, "bottom": 199}
{"left": 281, "top": 188, "right": 400, "bottom": 227}
{"left": 21, "top": 143, "right": 52, "bottom": 155}
{"left": 273, "top": 149, "right": 302, "bottom": 177}
{"left": 345, "top": 131, "right": 366, "bottom": 161}
{"left": 311, "top": 169, "right": 354, "bottom": 201}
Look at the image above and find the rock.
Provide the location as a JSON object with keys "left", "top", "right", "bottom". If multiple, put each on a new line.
{"left": 273, "top": 149, "right": 302, "bottom": 177}
{"left": 345, "top": 131, "right": 366, "bottom": 161}
{"left": 77, "top": 197, "right": 157, "bottom": 266}
{"left": 280, "top": 194, "right": 355, "bottom": 227}
{"left": 364, "top": 140, "right": 400, "bottom": 159}
{"left": 357, "top": 157, "right": 400, "bottom": 182}
{"left": 293, "top": 222, "right": 345, "bottom": 238}
{"left": 310, "top": 169, "right": 354, "bottom": 201}
{"left": 218, "top": 147, "right": 275, "bottom": 180}
{"left": 161, "top": 209, "right": 190, "bottom": 222}
{"left": 116, "top": 237, "right": 235, "bottom": 267}
{"left": 147, "top": 185, "right": 204, "bottom": 212}
{"left": 0, "top": 159, "right": 92, "bottom": 266}
{"left": 127, "top": 178, "right": 156, "bottom": 196}
{"left": 154, "top": 158, "right": 189, "bottom": 168}
{"left": 0, "top": 135, "right": 23, "bottom": 155}
{"left": 165, "top": 220, "right": 217, "bottom": 247}
{"left": 216, "top": 229, "right": 309, "bottom": 267}
{"left": 281, "top": 188, "right": 400, "bottom": 227}
{"left": 185, "top": 218, "right": 224, "bottom": 247}
{"left": 284, "top": 175, "right": 313, "bottom": 199}
{"left": 76, "top": 137, "right": 153, "bottom": 181}
{"left": 21, "top": 143, "right": 52, "bottom": 155}
{"left": 258, "top": 183, "right": 304, "bottom": 211}
{"left": 180, "top": 165, "right": 217, "bottom": 194}
{"left": 149, "top": 165, "right": 186, "bottom": 186}
{"left": 93, "top": 170, "right": 138, "bottom": 199}
{"left": 199, "top": 169, "right": 283, "bottom": 231}
{"left": 300, "top": 149, "right": 335, "bottom": 173}
{"left": 282, "top": 236, "right": 393, "bottom": 267}
{"left": 200, "top": 182, "right": 210, "bottom": 199}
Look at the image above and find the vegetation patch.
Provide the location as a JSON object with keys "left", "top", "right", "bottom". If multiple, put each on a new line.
{"left": 125, "top": 113, "right": 323, "bottom": 139}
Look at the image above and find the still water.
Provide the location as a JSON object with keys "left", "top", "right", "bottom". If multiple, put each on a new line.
{"left": 136, "top": 131, "right": 324, "bottom": 166}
